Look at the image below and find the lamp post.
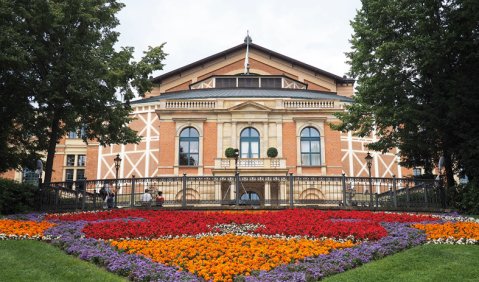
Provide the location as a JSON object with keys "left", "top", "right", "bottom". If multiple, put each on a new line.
{"left": 233, "top": 149, "right": 240, "bottom": 206}
{"left": 365, "top": 152, "right": 373, "bottom": 207}
{"left": 114, "top": 154, "right": 122, "bottom": 208}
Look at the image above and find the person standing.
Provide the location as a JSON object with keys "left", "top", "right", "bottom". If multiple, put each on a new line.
{"left": 156, "top": 191, "right": 165, "bottom": 207}
{"left": 140, "top": 189, "right": 152, "bottom": 208}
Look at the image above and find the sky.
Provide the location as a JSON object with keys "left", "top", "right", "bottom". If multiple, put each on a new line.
{"left": 115, "top": 0, "right": 362, "bottom": 78}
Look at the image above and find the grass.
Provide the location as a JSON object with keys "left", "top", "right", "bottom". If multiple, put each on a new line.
{"left": 324, "top": 244, "right": 479, "bottom": 282}
{"left": 1, "top": 240, "right": 479, "bottom": 281}
{"left": 0, "top": 240, "right": 126, "bottom": 282}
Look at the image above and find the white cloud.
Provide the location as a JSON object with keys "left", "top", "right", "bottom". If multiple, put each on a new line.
{"left": 116, "top": 0, "right": 361, "bottom": 77}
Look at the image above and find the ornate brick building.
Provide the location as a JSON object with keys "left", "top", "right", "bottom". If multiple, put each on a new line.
{"left": 4, "top": 38, "right": 409, "bottom": 187}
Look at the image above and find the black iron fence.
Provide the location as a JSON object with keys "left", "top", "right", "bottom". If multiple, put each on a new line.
{"left": 37, "top": 174, "right": 445, "bottom": 213}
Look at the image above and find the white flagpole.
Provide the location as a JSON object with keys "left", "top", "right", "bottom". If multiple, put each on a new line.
{"left": 244, "top": 31, "right": 251, "bottom": 74}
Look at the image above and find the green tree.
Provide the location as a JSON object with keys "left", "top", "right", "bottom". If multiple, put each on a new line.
{"left": 0, "top": 0, "right": 167, "bottom": 183}
{"left": 333, "top": 0, "right": 479, "bottom": 187}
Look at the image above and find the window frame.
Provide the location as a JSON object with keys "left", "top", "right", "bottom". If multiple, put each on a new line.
{"left": 240, "top": 127, "right": 260, "bottom": 158}
{"left": 179, "top": 127, "right": 200, "bottom": 166}
{"left": 300, "top": 127, "right": 321, "bottom": 166}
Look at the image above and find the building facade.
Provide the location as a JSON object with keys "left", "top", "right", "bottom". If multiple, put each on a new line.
{"left": 4, "top": 39, "right": 409, "bottom": 189}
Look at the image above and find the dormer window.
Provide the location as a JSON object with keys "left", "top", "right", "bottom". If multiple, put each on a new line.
{"left": 190, "top": 75, "right": 307, "bottom": 90}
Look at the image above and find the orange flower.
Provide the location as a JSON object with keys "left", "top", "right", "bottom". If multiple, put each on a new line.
{"left": 0, "top": 219, "right": 55, "bottom": 239}
{"left": 413, "top": 222, "right": 479, "bottom": 241}
{"left": 111, "top": 234, "right": 355, "bottom": 281}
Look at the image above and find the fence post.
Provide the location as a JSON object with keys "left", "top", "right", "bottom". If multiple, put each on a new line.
{"left": 341, "top": 173, "right": 347, "bottom": 206}
{"left": 54, "top": 186, "right": 59, "bottom": 213}
{"left": 182, "top": 173, "right": 187, "bottom": 208}
{"left": 93, "top": 186, "right": 97, "bottom": 210}
{"left": 131, "top": 175, "right": 136, "bottom": 208}
{"left": 289, "top": 173, "right": 294, "bottom": 208}
{"left": 424, "top": 185, "right": 428, "bottom": 208}
{"left": 235, "top": 172, "right": 240, "bottom": 206}
{"left": 75, "top": 188, "right": 79, "bottom": 210}
{"left": 392, "top": 175, "right": 397, "bottom": 208}
{"left": 406, "top": 183, "right": 410, "bottom": 209}
{"left": 81, "top": 178, "right": 87, "bottom": 211}
{"left": 375, "top": 193, "right": 379, "bottom": 207}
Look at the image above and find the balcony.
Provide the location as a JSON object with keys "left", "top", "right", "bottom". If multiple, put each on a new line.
{"left": 215, "top": 158, "right": 286, "bottom": 170}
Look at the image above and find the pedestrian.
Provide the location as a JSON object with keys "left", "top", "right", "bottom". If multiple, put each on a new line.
{"left": 104, "top": 181, "right": 115, "bottom": 209}
{"left": 140, "top": 189, "right": 152, "bottom": 208}
{"left": 156, "top": 191, "right": 165, "bottom": 207}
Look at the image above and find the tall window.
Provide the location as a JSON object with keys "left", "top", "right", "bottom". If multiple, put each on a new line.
{"left": 179, "top": 127, "right": 199, "bottom": 166}
{"left": 77, "top": 155, "right": 86, "bottom": 166}
{"left": 301, "top": 127, "right": 321, "bottom": 166}
{"left": 66, "top": 155, "right": 75, "bottom": 166}
{"left": 240, "top": 127, "right": 260, "bottom": 158}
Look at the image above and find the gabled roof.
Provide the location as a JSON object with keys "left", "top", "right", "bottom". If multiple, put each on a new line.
{"left": 151, "top": 43, "right": 355, "bottom": 85}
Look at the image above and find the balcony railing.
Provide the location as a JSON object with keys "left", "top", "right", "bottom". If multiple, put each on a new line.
{"left": 216, "top": 158, "right": 286, "bottom": 169}
{"left": 37, "top": 175, "right": 446, "bottom": 213}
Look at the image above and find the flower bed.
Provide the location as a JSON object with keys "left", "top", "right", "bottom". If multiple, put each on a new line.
{"left": 4, "top": 209, "right": 477, "bottom": 281}
{"left": 0, "top": 219, "right": 55, "bottom": 240}
{"left": 413, "top": 221, "right": 479, "bottom": 244}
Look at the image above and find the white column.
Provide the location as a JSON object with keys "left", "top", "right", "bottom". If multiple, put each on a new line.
{"left": 276, "top": 122, "right": 283, "bottom": 157}
{"left": 232, "top": 122, "right": 237, "bottom": 149}
{"left": 263, "top": 122, "right": 268, "bottom": 158}
{"left": 348, "top": 131, "right": 354, "bottom": 176}
{"left": 264, "top": 182, "right": 271, "bottom": 206}
{"left": 145, "top": 109, "right": 151, "bottom": 177}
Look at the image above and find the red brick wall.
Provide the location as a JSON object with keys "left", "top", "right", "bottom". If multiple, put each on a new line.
{"left": 158, "top": 122, "right": 175, "bottom": 175}
{"left": 203, "top": 122, "right": 217, "bottom": 175}
{"left": 324, "top": 124, "right": 343, "bottom": 175}
{"left": 282, "top": 122, "right": 297, "bottom": 174}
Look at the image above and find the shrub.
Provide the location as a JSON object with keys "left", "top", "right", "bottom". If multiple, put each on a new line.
{"left": 225, "top": 147, "right": 236, "bottom": 158}
{"left": 267, "top": 147, "right": 278, "bottom": 158}
{"left": 0, "top": 178, "right": 37, "bottom": 215}
{"left": 453, "top": 179, "right": 479, "bottom": 215}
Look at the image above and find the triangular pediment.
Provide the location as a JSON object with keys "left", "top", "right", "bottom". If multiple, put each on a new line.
{"left": 228, "top": 101, "right": 271, "bottom": 112}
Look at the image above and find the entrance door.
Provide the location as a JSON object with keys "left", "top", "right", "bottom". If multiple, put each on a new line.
{"left": 240, "top": 191, "right": 261, "bottom": 205}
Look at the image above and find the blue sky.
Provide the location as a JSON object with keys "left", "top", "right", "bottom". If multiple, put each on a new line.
{"left": 116, "top": 0, "right": 362, "bottom": 78}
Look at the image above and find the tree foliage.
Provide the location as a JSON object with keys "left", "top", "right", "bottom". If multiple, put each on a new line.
{"left": 0, "top": 0, "right": 167, "bottom": 182}
{"left": 333, "top": 0, "right": 479, "bottom": 186}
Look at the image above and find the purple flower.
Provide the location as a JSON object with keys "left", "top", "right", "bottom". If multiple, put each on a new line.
{"left": 43, "top": 220, "right": 199, "bottom": 281}
{"left": 244, "top": 222, "right": 426, "bottom": 281}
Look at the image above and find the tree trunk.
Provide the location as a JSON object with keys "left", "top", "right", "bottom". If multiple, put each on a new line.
{"left": 444, "top": 153, "right": 455, "bottom": 188}
{"left": 43, "top": 113, "right": 61, "bottom": 184}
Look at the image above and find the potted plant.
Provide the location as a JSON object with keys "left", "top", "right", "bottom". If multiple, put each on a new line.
{"left": 225, "top": 147, "right": 236, "bottom": 158}
{"left": 267, "top": 147, "right": 278, "bottom": 158}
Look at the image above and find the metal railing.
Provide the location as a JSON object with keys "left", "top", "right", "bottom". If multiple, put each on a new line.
{"left": 37, "top": 174, "right": 445, "bottom": 213}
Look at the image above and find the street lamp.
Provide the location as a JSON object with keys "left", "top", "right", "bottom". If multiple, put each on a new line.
{"left": 233, "top": 149, "right": 240, "bottom": 206}
{"left": 114, "top": 154, "right": 122, "bottom": 208}
{"left": 365, "top": 152, "right": 373, "bottom": 207}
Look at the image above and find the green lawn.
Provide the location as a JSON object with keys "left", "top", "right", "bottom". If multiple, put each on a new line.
{"left": 1, "top": 240, "right": 479, "bottom": 281}
{"left": 0, "top": 240, "right": 126, "bottom": 282}
{"left": 324, "top": 244, "right": 479, "bottom": 282}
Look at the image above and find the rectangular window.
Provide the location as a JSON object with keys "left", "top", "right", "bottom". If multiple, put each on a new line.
{"left": 77, "top": 155, "right": 86, "bottom": 166}
{"left": 260, "top": 78, "right": 282, "bottom": 88}
{"left": 66, "top": 155, "right": 75, "bottom": 166}
{"left": 311, "top": 154, "right": 321, "bottom": 165}
{"left": 241, "top": 142, "right": 250, "bottom": 158}
{"left": 76, "top": 169, "right": 85, "bottom": 180}
{"left": 238, "top": 77, "right": 259, "bottom": 88}
{"left": 65, "top": 169, "right": 74, "bottom": 181}
{"left": 215, "top": 78, "right": 236, "bottom": 88}
{"left": 67, "top": 131, "right": 78, "bottom": 138}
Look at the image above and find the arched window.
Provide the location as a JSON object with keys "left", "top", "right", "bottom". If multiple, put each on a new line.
{"left": 179, "top": 127, "right": 199, "bottom": 166}
{"left": 240, "top": 191, "right": 261, "bottom": 205}
{"left": 300, "top": 127, "right": 321, "bottom": 166}
{"left": 240, "top": 127, "right": 260, "bottom": 158}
